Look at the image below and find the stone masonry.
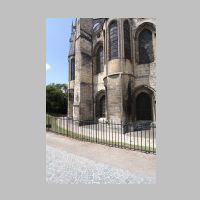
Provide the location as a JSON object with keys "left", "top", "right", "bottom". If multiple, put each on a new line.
{"left": 68, "top": 18, "right": 156, "bottom": 123}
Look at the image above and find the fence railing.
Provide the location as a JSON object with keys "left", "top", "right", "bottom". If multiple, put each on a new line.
{"left": 46, "top": 115, "right": 156, "bottom": 154}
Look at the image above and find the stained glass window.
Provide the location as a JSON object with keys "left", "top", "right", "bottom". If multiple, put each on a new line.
{"left": 138, "top": 29, "right": 154, "bottom": 64}
{"left": 109, "top": 21, "right": 118, "bottom": 59}
{"left": 96, "top": 46, "right": 104, "bottom": 74}
{"left": 71, "top": 58, "right": 75, "bottom": 80}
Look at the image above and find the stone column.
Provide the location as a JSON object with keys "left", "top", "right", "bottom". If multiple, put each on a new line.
{"left": 73, "top": 18, "right": 94, "bottom": 121}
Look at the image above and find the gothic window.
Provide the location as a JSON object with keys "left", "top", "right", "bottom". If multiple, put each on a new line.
{"left": 99, "top": 95, "right": 105, "bottom": 118}
{"left": 71, "top": 58, "right": 75, "bottom": 80}
{"left": 109, "top": 21, "right": 118, "bottom": 60}
{"left": 96, "top": 46, "right": 104, "bottom": 74}
{"left": 138, "top": 29, "right": 154, "bottom": 64}
{"left": 124, "top": 20, "right": 131, "bottom": 60}
{"left": 136, "top": 92, "right": 152, "bottom": 120}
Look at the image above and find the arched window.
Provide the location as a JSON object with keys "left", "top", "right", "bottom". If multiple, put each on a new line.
{"left": 71, "top": 58, "right": 75, "bottom": 80}
{"left": 109, "top": 21, "right": 118, "bottom": 60}
{"left": 96, "top": 46, "right": 104, "bottom": 74}
{"left": 138, "top": 29, "right": 154, "bottom": 64}
{"left": 123, "top": 20, "right": 131, "bottom": 60}
{"left": 99, "top": 95, "right": 105, "bottom": 118}
{"left": 136, "top": 92, "right": 152, "bottom": 120}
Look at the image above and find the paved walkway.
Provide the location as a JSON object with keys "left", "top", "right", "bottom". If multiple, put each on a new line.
{"left": 46, "top": 132, "right": 156, "bottom": 184}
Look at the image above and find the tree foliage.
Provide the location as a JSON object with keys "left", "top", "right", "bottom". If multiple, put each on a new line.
{"left": 46, "top": 83, "right": 68, "bottom": 115}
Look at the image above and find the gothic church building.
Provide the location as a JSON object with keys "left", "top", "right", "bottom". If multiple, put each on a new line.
{"left": 68, "top": 18, "right": 156, "bottom": 123}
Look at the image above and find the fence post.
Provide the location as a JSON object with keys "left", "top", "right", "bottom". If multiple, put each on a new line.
{"left": 47, "top": 115, "right": 50, "bottom": 132}
{"left": 153, "top": 125, "right": 155, "bottom": 154}
{"left": 129, "top": 123, "right": 131, "bottom": 150}
{"left": 72, "top": 118, "right": 74, "bottom": 138}
{"left": 67, "top": 117, "right": 68, "bottom": 136}
{"left": 96, "top": 121, "right": 97, "bottom": 143}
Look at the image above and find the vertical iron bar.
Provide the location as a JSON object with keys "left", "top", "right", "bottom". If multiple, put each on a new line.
{"left": 78, "top": 120, "right": 79, "bottom": 139}
{"left": 102, "top": 121, "right": 103, "bottom": 144}
{"left": 80, "top": 121, "right": 81, "bottom": 139}
{"left": 67, "top": 117, "right": 68, "bottom": 136}
{"left": 121, "top": 121, "right": 122, "bottom": 148}
{"left": 62, "top": 116, "right": 63, "bottom": 135}
{"left": 153, "top": 126, "right": 155, "bottom": 153}
{"left": 58, "top": 117, "right": 59, "bottom": 133}
{"left": 64, "top": 117, "right": 66, "bottom": 135}
{"left": 90, "top": 122, "right": 92, "bottom": 142}
{"left": 55, "top": 117, "right": 57, "bottom": 133}
{"left": 98, "top": 121, "right": 99, "bottom": 143}
{"left": 112, "top": 120, "right": 113, "bottom": 146}
{"left": 83, "top": 121, "right": 85, "bottom": 141}
{"left": 72, "top": 118, "right": 74, "bottom": 138}
{"left": 118, "top": 122, "right": 119, "bottom": 148}
{"left": 102, "top": 120, "right": 104, "bottom": 144}
{"left": 91, "top": 121, "right": 93, "bottom": 142}
{"left": 115, "top": 122, "right": 116, "bottom": 147}
{"left": 145, "top": 128, "right": 146, "bottom": 153}
{"left": 60, "top": 117, "right": 61, "bottom": 134}
{"left": 134, "top": 127, "right": 135, "bottom": 150}
{"left": 101, "top": 121, "right": 102, "bottom": 144}
{"left": 74, "top": 119, "right": 75, "bottom": 138}
{"left": 129, "top": 123, "right": 131, "bottom": 150}
{"left": 90, "top": 121, "right": 92, "bottom": 142}
{"left": 93, "top": 121, "right": 95, "bottom": 143}
{"left": 81, "top": 121, "right": 83, "bottom": 140}
{"left": 60, "top": 117, "right": 62, "bottom": 134}
{"left": 59, "top": 117, "right": 61, "bottom": 134}
{"left": 63, "top": 116, "right": 64, "bottom": 135}
{"left": 100, "top": 122, "right": 101, "bottom": 144}
{"left": 137, "top": 129, "right": 138, "bottom": 150}
{"left": 124, "top": 123, "right": 125, "bottom": 148}
{"left": 88, "top": 122, "right": 90, "bottom": 142}
{"left": 47, "top": 115, "right": 50, "bottom": 132}
{"left": 62, "top": 117, "right": 64, "bottom": 135}
{"left": 96, "top": 121, "right": 97, "bottom": 143}
{"left": 141, "top": 130, "right": 142, "bottom": 152}
{"left": 55, "top": 117, "right": 56, "bottom": 133}
{"left": 54, "top": 117, "right": 57, "bottom": 133}
{"left": 54, "top": 116, "right": 56, "bottom": 132}
{"left": 106, "top": 120, "right": 107, "bottom": 145}
{"left": 109, "top": 121, "right": 110, "bottom": 146}
{"left": 149, "top": 127, "right": 151, "bottom": 153}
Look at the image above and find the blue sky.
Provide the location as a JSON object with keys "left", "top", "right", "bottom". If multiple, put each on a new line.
{"left": 46, "top": 18, "right": 74, "bottom": 85}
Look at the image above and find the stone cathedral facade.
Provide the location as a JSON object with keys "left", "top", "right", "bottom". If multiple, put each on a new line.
{"left": 68, "top": 18, "right": 156, "bottom": 123}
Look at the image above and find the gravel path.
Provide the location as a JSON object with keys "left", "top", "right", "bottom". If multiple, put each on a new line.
{"left": 46, "top": 145, "right": 156, "bottom": 184}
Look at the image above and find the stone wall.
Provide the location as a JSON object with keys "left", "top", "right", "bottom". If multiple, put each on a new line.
{"left": 73, "top": 18, "right": 94, "bottom": 121}
{"left": 68, "top": 18, "right": 156, "bottom": 122}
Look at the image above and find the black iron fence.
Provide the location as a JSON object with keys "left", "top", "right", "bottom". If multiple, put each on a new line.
{"left": 46, "top": 115, "right": 156, "bottom": 154}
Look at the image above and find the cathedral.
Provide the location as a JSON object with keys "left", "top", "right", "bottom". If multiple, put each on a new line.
{"left": 67, "top": 18, "right": 156, "bottom": 124}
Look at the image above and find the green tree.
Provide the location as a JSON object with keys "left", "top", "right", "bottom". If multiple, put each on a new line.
{"left": 46, "top": 83, "right": 68, "bottom": 115}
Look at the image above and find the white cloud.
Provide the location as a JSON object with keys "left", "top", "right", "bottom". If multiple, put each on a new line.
{"left": 46, "top": 63, "right": 51, "bottom": 71}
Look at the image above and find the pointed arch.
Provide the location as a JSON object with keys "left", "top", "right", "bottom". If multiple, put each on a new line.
{"left": 135, "top": 22, "right": 156, "bottom": 64}
{"left": 134, "top": 85, "right": 156, "bottom": 121}
{"left": 136, "top": 92, "right": 152, "bottom": 120}
{"left": 95, "top": 90, "right": 106, "bottom": 118}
